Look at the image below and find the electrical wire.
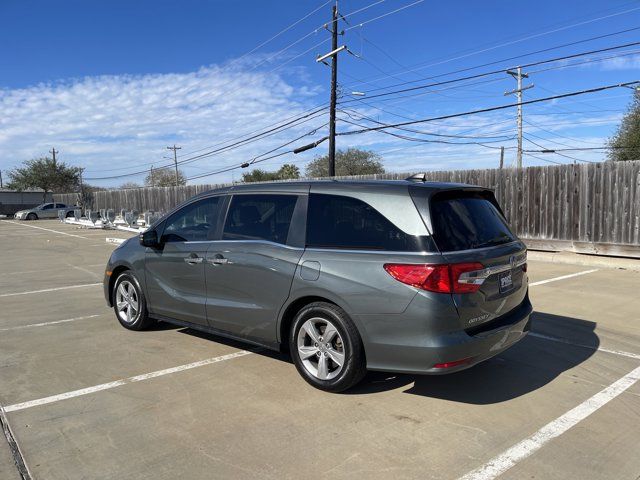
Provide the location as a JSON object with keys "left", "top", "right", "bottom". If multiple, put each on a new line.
{"left": 339, "top": 41, "right": 640, "bottom": 104}
{"left": 345, "top": 26, "right": 640, "bottom": 92}
{"left": 344, "top": 4, "right": 640, "bottom": 88}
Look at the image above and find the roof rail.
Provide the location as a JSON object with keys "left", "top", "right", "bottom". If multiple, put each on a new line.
{"left": 405, "top": 173, "right": 427, "bottom": 182}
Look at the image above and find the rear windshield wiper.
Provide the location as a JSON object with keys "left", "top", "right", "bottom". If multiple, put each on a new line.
{"left": 471, "top": 234, "right": 512, "bottom": 249}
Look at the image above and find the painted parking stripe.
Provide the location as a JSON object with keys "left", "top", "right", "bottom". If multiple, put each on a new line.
{"left": 0, "top": 283, "right": 101, "bottom": 298}
{"left": 3, "top": 350, "right": 253, "bottom": 413}
{"left": 530, "top": 332, "right": 640, "bottom": 361}
{"left": 529, "top": 269, "right": 598, "bottom": 286}
{"left": 458, "top": 363, "right": 640, "bottom": 480}
{"left": 0, "top": 315, "right": 101, "bottom": 332}
{"left": 1, "top": 220, "right": 88, "bottom": 239}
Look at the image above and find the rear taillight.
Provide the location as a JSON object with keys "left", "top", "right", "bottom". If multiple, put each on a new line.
{"left": 384, "top": 262, "right": 484, "bottom": 294}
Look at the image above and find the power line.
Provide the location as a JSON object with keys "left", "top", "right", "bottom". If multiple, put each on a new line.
{"left": 339, "top": 41, "right": 640, "bottom": 104}
{"left": 343, "top": 0, "right": 425, "bottom": 32}
{"left": 345, "top": 26, "right": 640, "bottom": 93}
{"left": 344, "top": 4, "right": 640, "bottom": 88}
{"left": 332, "top": 81, "right": 640, "bottom": 138}
{"left": 84, "top": 107, "right": 329, "bottom": 180}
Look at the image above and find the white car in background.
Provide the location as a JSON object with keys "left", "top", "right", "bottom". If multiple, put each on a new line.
{"left": 14, "top": 203, "right": 74, "bottom": 220}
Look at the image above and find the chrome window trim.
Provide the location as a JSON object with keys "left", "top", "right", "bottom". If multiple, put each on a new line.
{"left": 304, "top": 247, "right": 438, "bottom": 256}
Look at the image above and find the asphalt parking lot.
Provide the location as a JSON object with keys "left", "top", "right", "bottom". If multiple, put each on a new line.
{"left": 0, "top": 219, "right": 639, "bottom": 480}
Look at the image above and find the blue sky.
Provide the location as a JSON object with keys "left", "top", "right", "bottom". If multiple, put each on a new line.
{"left": 1, "top": 0, "right": 639, "bottom": 186}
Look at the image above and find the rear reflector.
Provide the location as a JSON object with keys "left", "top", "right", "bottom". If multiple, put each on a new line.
{"left": 384, "top": 262, "right": 484, "bottom": 294}
{"left": 434, "top": 357, "right": 472, "bottom": 369}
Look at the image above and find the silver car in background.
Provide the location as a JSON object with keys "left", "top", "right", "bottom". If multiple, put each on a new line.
{"left": 104, "top": 179, "right": 532, "bottom": 392}
{"left": 14, "top": 202, "right": 74, "bottom": 220}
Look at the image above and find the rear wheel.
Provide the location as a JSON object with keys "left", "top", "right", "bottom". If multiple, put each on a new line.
{"left": 112, "top": 271, "right": 154, "bottom": 330}
{"left": 290, "top": 302, "right": 366, "bottom": 392}
{"left": 66, "top": 211, "right": 74, "bottom": 218}
{"left": 26, "top": 213, "right": 37, "bottom": 220}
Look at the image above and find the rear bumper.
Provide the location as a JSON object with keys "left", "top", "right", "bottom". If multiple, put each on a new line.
{"left": 355, "top": 294, "right": 533, "bottom": 375}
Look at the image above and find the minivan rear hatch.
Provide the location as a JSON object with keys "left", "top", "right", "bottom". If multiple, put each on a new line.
{"left": 410, "top": 186, "right": 528, "bottom": 331}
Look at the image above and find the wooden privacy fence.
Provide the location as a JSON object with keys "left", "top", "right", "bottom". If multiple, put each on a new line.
{"left": 55, "top": 160, "right": 640, "bottom": 257}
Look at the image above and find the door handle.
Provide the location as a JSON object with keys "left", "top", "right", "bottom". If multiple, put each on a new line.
{"left": 184, "top": 256, "right": 203, "bottom": 264}
{"left": 208, "top": 254, "right": 229, "bottom": 265}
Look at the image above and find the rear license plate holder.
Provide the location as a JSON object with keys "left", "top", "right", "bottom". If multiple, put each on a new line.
{"left": 499, "top": 271, "right": 514, "bottom": 293}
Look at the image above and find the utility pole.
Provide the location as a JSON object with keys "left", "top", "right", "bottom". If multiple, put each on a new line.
{"left": 166, "top": 145, "right": 181, "bottom": 186}
{"left": 505, "top": 68, "right": 533, "bottom": 169}
{"left": 150, "top": 165, "right": 155, "bottom": 187}
{"left": 317, "top": 2, "right": 346, "bottom": 177}
{"left": 50, "top": 147, "right": 59, "bottom": 164}
{"left": 499, "top": 146, "right": 504, "bottom": 170}
{"left": 0, "top": 170, "right": 3, "bottom": 189}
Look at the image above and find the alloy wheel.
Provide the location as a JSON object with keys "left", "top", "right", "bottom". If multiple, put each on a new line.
{"left": 116, "top": 280, "right": 139, "bottom": 324}
{"left": 296, "top": 317, "right": 345, "bottom": 381}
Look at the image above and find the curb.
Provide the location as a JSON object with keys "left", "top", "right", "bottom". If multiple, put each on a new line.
{"left": 527, "top": 250, "right": 640, "bottom": 272}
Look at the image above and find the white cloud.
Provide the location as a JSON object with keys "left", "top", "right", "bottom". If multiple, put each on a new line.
{"left": 0, "top": 62, "right": 325, "bottom": 186}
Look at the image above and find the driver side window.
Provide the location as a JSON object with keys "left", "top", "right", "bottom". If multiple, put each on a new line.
{"left": 161, "top": 197, "right": 220, "bottom": 243}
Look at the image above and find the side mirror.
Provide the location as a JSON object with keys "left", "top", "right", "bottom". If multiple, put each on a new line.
{"left": 140, "top": 230, "right": 160, "bottom": 248}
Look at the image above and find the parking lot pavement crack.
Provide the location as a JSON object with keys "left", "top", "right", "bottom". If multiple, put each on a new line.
{"left": 0, "top": 406, "right": 32, "bottom": 480}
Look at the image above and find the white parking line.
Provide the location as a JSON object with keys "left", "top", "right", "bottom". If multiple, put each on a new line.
{"left": 0, "top": 283, "right": 101, "bottom": 298}
{"left": 529, "top": 269, "right": 598, "bottom": 286}
{"left": 0, "top": 315, "right": 101, "bottom": 332}
{"left": 0, "top": 220, "right": 88, "bottom": 239}
{"left": 3, "top": 350, "right": 253, "bottom": 413}
{"left": 530, "top": 332, "right": 640, "bottom": 360}
{"left": 458, "top": 364, "right": 640, "bottom": 480}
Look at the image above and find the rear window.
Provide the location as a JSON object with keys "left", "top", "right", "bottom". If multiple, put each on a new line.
{"left": 306, "top": 193, "right": 431, "bottom": 251}
{"left": 430, "top": 192, "right": 516, "bottom": 252}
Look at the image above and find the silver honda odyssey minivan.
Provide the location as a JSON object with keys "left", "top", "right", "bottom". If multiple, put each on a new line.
{"left": 104, "top": 177, "right": 532, "bottom": 392}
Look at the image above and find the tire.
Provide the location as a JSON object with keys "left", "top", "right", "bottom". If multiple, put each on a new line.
{"left": 112, "top": 271, "right": 154, "bottom": 331}
{"left": 289, "top": 302, "right": 367, "bottom": 393}
{"left": 26, "top": 213, "right": 37, "bottom": 220}
{"left": 66, "top": 211, "right": 74, "bottom": 218}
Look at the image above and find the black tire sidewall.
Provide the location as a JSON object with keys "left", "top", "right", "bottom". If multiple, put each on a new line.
{"left": 27, "top": 213, "right": 37, "bottom": 220}
{"left": 112, "top": 271, "right": 149, "bottom": 330}
{"left": 289, "top": 302, "right": 365, "bottom": 393}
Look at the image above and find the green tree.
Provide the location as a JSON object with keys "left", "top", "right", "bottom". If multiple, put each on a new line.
{"left": 145, "top": 168, "right": 186, "bottom": 187}
{"left": 305, "top": 148, "right": 385, "bottom": 178}
{"left": 120, "top": 182, "right": 142, "bottom": 189}
{"left": 277, "top": 163, "right": 300, "bottom": 180}
{"left": 608, "top": 89, "right": 640, "bottom": 161}
{"left": 241, "top": 163, "right": 301, "bottom": 183}
{"left": 7, "top": 156, "right": 83, "bottom": 201}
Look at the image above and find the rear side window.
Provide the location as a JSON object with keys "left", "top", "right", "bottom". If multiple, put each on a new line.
{"left": 430, "top": 192, "right": 516, "bottom": 251}
{"left": 162, "top": 197, "right": 220, "bottom": 243}
{"left": 306, "top": 193, "right": 428, "bottom": 251}
{"left": 223, "top": 194, "right": 297, "bottom": 244}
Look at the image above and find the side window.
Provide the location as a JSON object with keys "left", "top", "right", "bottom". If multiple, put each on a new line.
{"left": 223, "top": 194, "right": 297, "bottom": 244}
{"left": 42, "top": 203, "right": 53, "bottom": 210}
{"left": 55, "top": 203, "right": 66, "bottom": 208}
{"left": 161, "top": 197, "right": 220, "bottom": 243}
{"left": 306, "top": 193, "right": 427, "bottom": 251}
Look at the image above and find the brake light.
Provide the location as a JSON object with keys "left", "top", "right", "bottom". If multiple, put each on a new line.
{"left": 383, "top": 262, "right": 484, "bottom": 294}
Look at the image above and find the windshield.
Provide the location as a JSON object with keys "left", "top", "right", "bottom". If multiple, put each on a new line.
{"left": 430, "top": 192, "right": 516, "bottom": 252}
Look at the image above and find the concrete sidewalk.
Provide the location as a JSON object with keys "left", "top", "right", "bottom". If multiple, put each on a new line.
{"left": 528, "top": 250, "right": 640, "bottom": 271}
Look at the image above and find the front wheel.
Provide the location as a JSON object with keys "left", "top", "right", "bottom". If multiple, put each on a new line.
{"left": 290, "top": 302, "right": 367, "bottom": 393}
{"left": 112, "top": 272, "right": 154, "bottom": 330}
{"left": 26, "top": 213, "right": 37, "bottom": 220}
